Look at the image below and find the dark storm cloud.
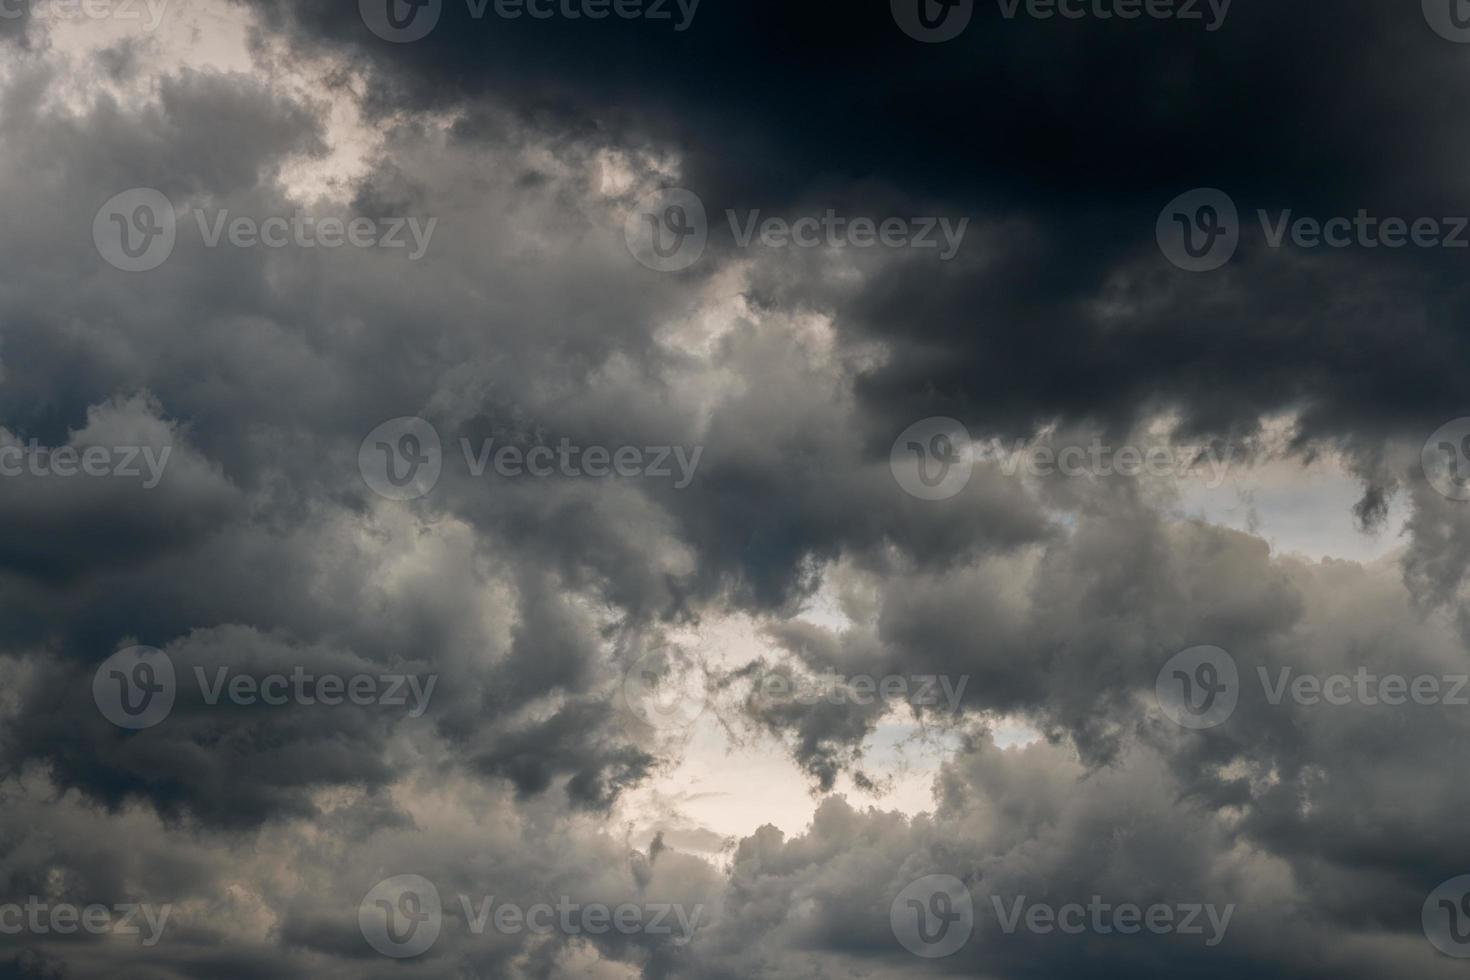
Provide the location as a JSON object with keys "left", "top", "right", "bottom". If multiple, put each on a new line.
{"left": 243, "top": 0, "right": 1470, "bottom": 451}
{"left": 0, "top": 52, "right": 691, "bottom": 829}
{"left": 2, "top": 1, "right": 1469, "bottom": 977}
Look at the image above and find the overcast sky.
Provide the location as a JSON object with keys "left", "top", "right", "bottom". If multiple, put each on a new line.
{"left": 3, "top": 1, "right": 1470, "bottom": 977}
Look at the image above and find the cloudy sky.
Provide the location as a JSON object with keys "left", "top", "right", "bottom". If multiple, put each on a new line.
{"left": 4, "top": 0, "right": 1470, "bottom": 976}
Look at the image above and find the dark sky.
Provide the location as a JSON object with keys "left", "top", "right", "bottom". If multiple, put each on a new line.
{"left": 1, "top": 1, "right": 1470, "bottom": 977}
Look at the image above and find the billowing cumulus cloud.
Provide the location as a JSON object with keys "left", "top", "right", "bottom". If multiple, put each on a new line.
{"left": 0, "top": 1, "right": 1466, "bottom": 976}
